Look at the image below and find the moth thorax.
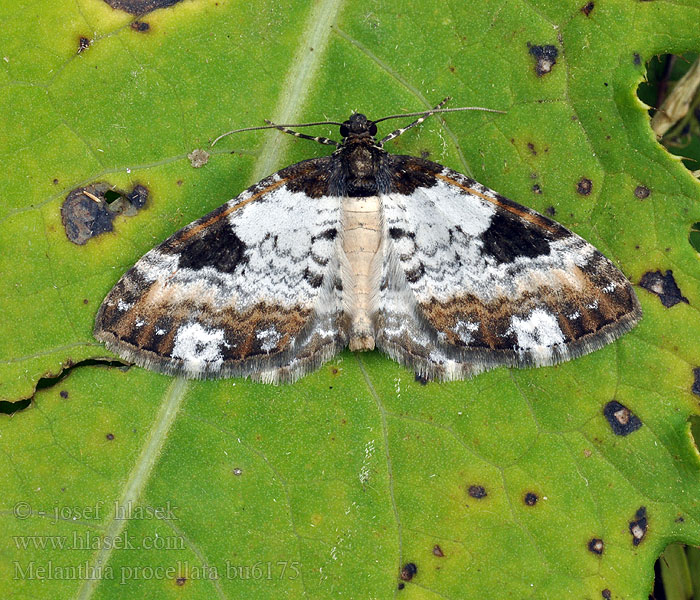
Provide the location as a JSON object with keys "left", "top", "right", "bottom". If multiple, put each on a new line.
{"left": 348, "top": 145, "right": 376, "bottom": 179}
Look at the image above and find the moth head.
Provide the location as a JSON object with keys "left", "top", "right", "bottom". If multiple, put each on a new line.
{"left": 340, "top": 113, "right": 378, "bottom": 139}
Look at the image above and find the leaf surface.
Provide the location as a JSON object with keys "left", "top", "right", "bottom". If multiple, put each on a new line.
{"left": 2, "top": 1, "right": 700, "bottom": 598}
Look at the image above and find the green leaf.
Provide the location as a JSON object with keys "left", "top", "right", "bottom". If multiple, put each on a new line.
{"left": 659, "top": 543, "right": 693, "bottom": 600}
{"left": 2, "top": 1, "right": 700, "bottom": 598}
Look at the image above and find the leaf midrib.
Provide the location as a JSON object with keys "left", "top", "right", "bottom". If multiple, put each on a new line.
{"left": 75, "top": 1, "right": 346, "bottom": 596}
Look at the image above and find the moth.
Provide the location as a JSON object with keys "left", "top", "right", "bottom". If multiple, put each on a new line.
{"left": 95, "top": 99, "right": 641, "bottom": 383}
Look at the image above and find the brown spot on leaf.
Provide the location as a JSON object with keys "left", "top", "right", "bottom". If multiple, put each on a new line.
{"left": 175, "top": 576, "right": 187, "bottom": 586}
{"left": 604, "top": 400, "right": 642, "bottom": 436}
{"left": 527, "top": 43, "right": 558, "bottom": 76}
{"left": 588, "top": 538, "right": 604, "bottom": 555}
{"left": 692, "top": 368, "right": 700, "bottom": 396}
{"left": 629, "top": 506, "right": 647, "bottom": 545}
{"left": 639, "top": 269, "right": 688, "bottom": 307}
{"left": 634, "top": 185, "right": 650, "bottom": 199}
{"left": 103, "top": 0, "right": 183, "bottom": 15}
{"left": 545, "top": 205, "right": 556, "bottom": 215}
{"left": 106, "top": 433, "right": 115, "bottom": 440}
{"left": 577, "top": 177, "right": 593, "bottom": 195}
{"left": 188, "top": 149, "right": 210, "bottom": 168}
{"left": 524, "top": 492, "right": 538, "bottom": 506}
{"left": 233, "top": 467, "right": 242, "bottom": 476}
{"left": 78, "top": 36, "right": 91, "bottom": 53}
{"left": 468, "top": 485, "right": 487, "bottom": 499}
{"left": 400, "top": 563, "right": 417, "bottom": 581}
{"left": 581, "top": 2, "right": 594, "bottom": 16}
{"left": 432, "top": 544, "right": 444, "bottom": 557}
{"left": 602, "top": 590, "right": 611, "bottom": 599}
{"left": 61, "top": 183, "right": 149, "bottom": 245}
{"left": 633, "top": 53, "right": 641, "bottom": 66}
{"left": 527, "top": 142, "right": 537, "bottom": 155}
{"left": 131, "top": 21, "right": 150, "bottom": 32}
{"left": 60, "top": 390, "right": 69, "bottom": 399}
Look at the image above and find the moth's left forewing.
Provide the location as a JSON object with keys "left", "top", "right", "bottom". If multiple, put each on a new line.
{"left": 95, "top": 160, "right": 348, "bottom": 382}
{"left": 377, "top": 160, "right": 642, "bottom": 380}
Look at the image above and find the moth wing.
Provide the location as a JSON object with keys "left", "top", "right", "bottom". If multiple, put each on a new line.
{"left": 377, "top": 160, "right": 641, "bottom": 380}
{"left": 95, "top": 158, "right": 348, "bottom": 383}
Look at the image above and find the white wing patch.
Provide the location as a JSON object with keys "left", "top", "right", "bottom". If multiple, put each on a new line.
{"left": 508, "top": 309, "right": 566, "bottom": 360}
{"left": 382, "top": 177, "right": 595, "bottom": 304}
{"left": 133, "top": 186, "right": 340, "bottom": 311}
{"left": 171, "top": 322, "right": 227, "bottom": 373}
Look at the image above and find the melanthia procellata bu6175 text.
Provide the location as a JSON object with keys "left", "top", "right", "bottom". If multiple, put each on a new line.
{"left": 94, "top": 99, "right": 641, "bottom": 383}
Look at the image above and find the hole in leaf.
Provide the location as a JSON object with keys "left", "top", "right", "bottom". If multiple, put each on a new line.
{"left": 637, "top": 53, "right": 700, "bottom": 172}
{"left": 103, "top": 189, "right": 122, "bottom": 204}
{"left": 0, "top": 398, "right": 31, "bottom": 415}
{"left": 653, "top": 542, "right": 698, "bottom": 600}
{"left": 690, "top": 222, "right": 700, "bottom": 253}
{"left": 0, "top": 359, "right": 131, "bottom": 415}
{"left": 690, "top": 414, "right": 700, "bottom": 449}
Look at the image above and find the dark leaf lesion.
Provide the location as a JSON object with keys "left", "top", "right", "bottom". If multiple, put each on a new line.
{"left": 61, "top": 183, "right": 149, "bottom": 245}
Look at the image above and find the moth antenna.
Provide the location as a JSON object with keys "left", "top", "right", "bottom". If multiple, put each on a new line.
{"left": 374, "top": 105, "right": 506, "bottom": 124}
{"left": 211, "top": 120, "right": 343, "bottom": 146}
{"left": 376, "top": 98, "right": 506, "bottom": 145}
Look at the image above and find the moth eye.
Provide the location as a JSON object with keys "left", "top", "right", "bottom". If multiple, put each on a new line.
{"left": 369, "top": 122, "right": 377, "bottom": 136}
{"left": 340, "top": 124, "right": 349, "bottom": 137}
